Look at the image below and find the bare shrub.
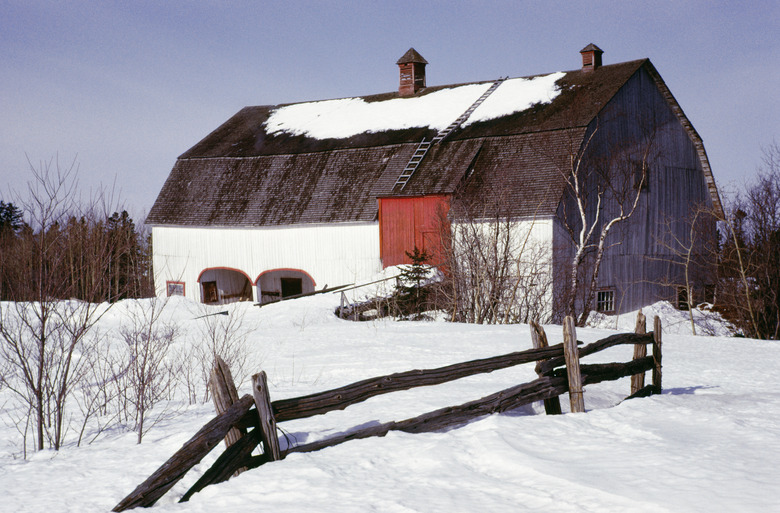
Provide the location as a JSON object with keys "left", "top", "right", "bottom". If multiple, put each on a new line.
{"left": 0, "top": 300, "right": 108, "bottom": 452}
{"left": 74, "top": 332, "right": 125, "bottom": 446}
{"left": 437, "top": 186, "right": 553, "bottom": 324}
{"left": 718, "top": 142, "right": 780, "bottom": 339}
{"left": 652, "top": 202, "right": 719, "bottom": 335}
{"left": 191, "top": 304, "right": 256, "bottom": 401}
{"left": 118, "top": 298, "right": 180, "bottom": 443}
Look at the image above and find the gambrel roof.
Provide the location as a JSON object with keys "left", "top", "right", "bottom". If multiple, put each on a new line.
{"left": 147, "top": 58, "right": 721, "bottom": 227}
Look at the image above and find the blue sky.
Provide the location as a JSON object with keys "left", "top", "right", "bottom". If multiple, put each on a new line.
{"left": 1, "top": 1, "right": 778, "bottom": 218}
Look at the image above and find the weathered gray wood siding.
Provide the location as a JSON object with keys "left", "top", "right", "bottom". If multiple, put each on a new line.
{"left": 555, "top": 65, "right": 716, "bottom": 316}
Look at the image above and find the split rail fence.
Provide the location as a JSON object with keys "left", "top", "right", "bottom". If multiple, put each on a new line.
{"left": 113, "top": 312, "right": 662, "bottom": 511}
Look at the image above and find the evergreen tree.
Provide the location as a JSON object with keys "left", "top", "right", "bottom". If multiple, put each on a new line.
{"left": 395, "top": 246, "right": 431, "bottom": 320}
{"left": 0, "top": 201, "right": 23, "bottom": 234}
{"left": 0, "top": 201, "right": 25, "bottom": 300}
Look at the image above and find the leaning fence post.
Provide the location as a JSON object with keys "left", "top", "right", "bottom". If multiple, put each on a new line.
{"left": 630, "top": 310, "right": 648, "bottom": 395}
{"left": 210, "top": 356, "right": 246, "bottom": 449}
{"left": 652, "top": 316, "right": 663, "bottom": 394}
{"left": 529, "top": 320, "right": 562, "bottom": 415}
{"left": 252, "top": 371, "right": 281, "bottom": 461}
{"left": 562, "top": 316, "right": 585, "bottom": 413}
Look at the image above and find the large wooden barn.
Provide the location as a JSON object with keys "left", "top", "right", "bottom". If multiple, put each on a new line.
{"left": 146, "top": 45, "right": 722, "bottom": 319}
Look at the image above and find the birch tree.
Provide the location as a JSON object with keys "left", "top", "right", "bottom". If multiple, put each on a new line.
{"left": 556, "top": 124, "right": 656, "bottom": 326}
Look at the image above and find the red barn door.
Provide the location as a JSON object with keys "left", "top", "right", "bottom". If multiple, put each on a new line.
{"left": 378, "top": 195, "right": 450, "bottom": 267}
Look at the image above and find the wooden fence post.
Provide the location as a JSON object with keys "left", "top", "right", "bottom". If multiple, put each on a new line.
{"left": 562, "top": 316, "right": 585, "bottom": 413}
{"left": 630, "top": 310, "right": 647, "bottom": 395}
{"left": 252, "top": 371, "right": 281, "bottom": 461}
{"left": 529, "top": 320, "right": 562, "bottom": 415}
{"left": 112, "top": 395, "right": 256, "bottom": 512}
{"left": 210, "top": 356, "right": 246, "bottom": 449}
{"left": 652, "top": 316, "right": 663, "bottom": 394}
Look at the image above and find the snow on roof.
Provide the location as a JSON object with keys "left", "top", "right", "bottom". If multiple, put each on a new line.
{"left": 264, "top": 72, "right": 565, "bottom": 140}
{"left": 464, "top": 72, "right": 565, "bottom": 126}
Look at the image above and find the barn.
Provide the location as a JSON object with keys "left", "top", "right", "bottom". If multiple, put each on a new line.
{"left": 146, "top": 45, "right": 722, "bottom": 320}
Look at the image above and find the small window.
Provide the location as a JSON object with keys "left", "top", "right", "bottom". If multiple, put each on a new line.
{"left": 166, "top": 281, "right": 185, "bottom": 297}
{"left": 596, "top": 289, "right": 615, "bottom": 314}
{"left": 280, "top": 277, "right": 303, "bottom": 298}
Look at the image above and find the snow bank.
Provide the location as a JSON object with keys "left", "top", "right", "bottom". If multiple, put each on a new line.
{"left": 264, "top": 72, "right": 565, "bottom": 140}
{"left": 587, "top": 300, "right": 739, "bottom": 337}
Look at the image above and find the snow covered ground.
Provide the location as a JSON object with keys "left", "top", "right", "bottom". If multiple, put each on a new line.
{"left": 1, "top": 294, "right": 778, "bottom": 512}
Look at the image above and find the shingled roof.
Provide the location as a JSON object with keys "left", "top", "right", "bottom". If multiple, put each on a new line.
{"left": 147, "top": 57, "right": 719, "bottom": 227}
{"left": 396, "top": 47, "right": 428, "bottom": 65}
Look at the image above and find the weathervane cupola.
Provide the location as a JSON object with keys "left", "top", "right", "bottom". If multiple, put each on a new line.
{"left": 580, "top": 43, "right": 604, "bottom": 72}
{"left": 397, "top": 48, "right": 428, "bottom": 96}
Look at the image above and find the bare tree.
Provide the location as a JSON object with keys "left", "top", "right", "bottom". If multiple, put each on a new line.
{"left": 553, "top": 121, "right": 657, "bottom": 326}
{"left": 74, "top": 331, "right": 125, "bottom": 446}
{"left": 718, "top": 142, "right": 780, "bottom": 339}
{"left": 651, "top": 202, "right": 719, "bottom": 334}
{"left": 119, "top": 297, "right": 179, "bottom": 443}
{"left": 0, "top": 156, "right": 117, "bottom": 453}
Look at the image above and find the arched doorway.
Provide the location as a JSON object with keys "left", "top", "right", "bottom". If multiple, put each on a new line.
{"left": 255, "top": 268, "right": 316, "bottom": 304}
{"left": 197, "top": 267, "right": 253, "bottom": 304}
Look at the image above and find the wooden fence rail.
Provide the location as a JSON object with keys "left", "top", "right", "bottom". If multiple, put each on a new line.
{"left": 114, "top": 314, "right": 662, "bottom": 511}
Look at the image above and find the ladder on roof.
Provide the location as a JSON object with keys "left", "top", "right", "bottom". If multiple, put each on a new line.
{"left": 431, "top": 76, "right": 507, "bottom": 144}
{"left": 393, "top": 76, "right": 507, "bottom": 192}
{"left": 393, "top": 138, "right": 432, "bottom": 191}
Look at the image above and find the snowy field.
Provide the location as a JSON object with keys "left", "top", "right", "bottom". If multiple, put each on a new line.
{"left": 1, "top": 293, "right": 779, "bottom": 513}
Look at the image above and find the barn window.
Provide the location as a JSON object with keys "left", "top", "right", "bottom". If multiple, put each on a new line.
{"left": 596, "top": 289, "right": 615, "bottom": 314}
{"left": 280, "top": 277, "right": 303, "bottom": 298}
{"left": 166, "top": 281, "right": 185, "bottom": 297}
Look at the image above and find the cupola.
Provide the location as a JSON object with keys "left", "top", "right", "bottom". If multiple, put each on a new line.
{"left": 397, "top": 48, "right": 428, "bottom": 96}
{"left": 580, "top": 43, "right": 604, "bottom": 72}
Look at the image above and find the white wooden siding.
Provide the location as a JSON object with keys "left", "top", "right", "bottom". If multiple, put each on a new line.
{"left": 152, "top": 222, "right": 381, "bottom": 301}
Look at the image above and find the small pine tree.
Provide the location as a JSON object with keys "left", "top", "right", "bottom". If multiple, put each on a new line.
{"left": 395, "top": 246, "right": 431, "bottom": 319}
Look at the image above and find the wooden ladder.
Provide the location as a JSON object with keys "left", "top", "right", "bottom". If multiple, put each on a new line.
{"left": 431, "top": 76, "right": 507, "bottom": 144}
{"left": 393, "top": 77, "right": 507, "bottom": 192}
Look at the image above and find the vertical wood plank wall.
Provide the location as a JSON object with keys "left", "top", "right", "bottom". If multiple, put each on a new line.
{"left": 152, "top": 222, "right": 381, "bottom": 301}
{"left": 556, "top": 66, "right": 716, "bottom": 315}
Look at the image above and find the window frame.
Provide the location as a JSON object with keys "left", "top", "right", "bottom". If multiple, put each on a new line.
{"left": 596, "top": 288, "right": 616, "bottom": 314}
{"left": 166, "top": 281, "right": 185, "bottom": 297}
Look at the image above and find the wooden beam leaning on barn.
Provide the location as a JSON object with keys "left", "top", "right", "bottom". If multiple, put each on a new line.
{"left": 255, "top": 283, "right": 351, "bottom": 307}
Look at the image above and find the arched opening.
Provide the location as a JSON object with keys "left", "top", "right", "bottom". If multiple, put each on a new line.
{"left": 255, "top": 268, "right": 316, "bottom": 305}
{"left": 197, "top": 267, "right": 253, "bottom": 305}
